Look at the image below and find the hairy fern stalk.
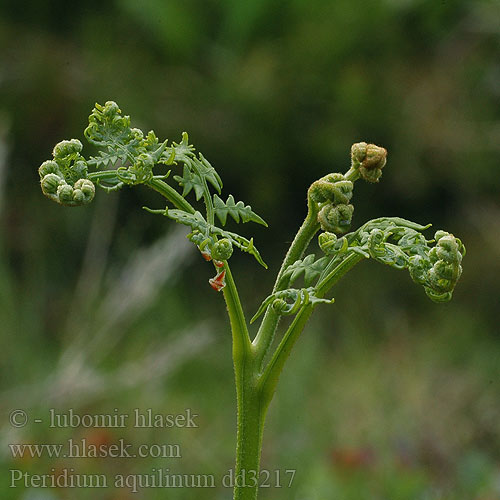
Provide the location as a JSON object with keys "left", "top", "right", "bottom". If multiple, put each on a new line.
{"left": 39, "top": 101, "right": 465, "bottom": 499}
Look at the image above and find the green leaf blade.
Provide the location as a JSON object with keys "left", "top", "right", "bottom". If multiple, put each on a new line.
{"left": 213, "top": 194, "right": 268, "bottom": 227}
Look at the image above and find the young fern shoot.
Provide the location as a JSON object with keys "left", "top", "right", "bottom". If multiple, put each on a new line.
{"left": 38, "top": 102, "right": 465, "bottom": 500}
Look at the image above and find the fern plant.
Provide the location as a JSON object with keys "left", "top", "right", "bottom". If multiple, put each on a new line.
{"left": 38, "top": 101, "right": 465, "bottom": 499}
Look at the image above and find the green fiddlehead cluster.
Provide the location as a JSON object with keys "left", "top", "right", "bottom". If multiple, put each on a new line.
{"left": 307, "top": 142, "right": 387, "bottom": 235}
{"left": 348, "top": 218, "right": 465, "bottom": 302}
{"left": 350, "top": 141, "right": 387, "bottom": 183}
{"left": 252, "top": 142, "right": 464, "bottom": 326}
{"left": 408, "top": 230, "right": 465, "bottom": 302}
{"left": 39, "top": 139, "right": 95, "bottom": 206}
{"left": 277, "top": 217, "right": 465, "bottom": 309}
{"left": 274, "top": 217, "right": 465, "bottom": 312}
{"left": 38, "top": 103, "right": 465, "bottom": 321}
{"left": 309, "top": 173, "right": 354, "bottom": 234}
{"left": 38, "top": 101, "right": 268, "bottom": 290}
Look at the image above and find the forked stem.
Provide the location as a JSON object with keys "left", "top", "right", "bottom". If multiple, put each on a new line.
{"left": 38, "top": 107, "right": 464, "bottom": 500}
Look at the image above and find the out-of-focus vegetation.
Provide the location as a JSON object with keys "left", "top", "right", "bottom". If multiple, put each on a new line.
{"left": 0, "top": 0, "right": 499, "bottom": 498}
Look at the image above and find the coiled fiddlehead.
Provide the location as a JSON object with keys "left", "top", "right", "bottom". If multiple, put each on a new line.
{"left": 39, "top": 139, "right": 95, "bottom": 206}
{"left": 317, "top": 203, "right": 355, "bottom": 234}
{"left": 409, "top": 230, "right": 465, "bottom": 302}
{"left": 318, "top": 232, "right": 338, "bottom": 255}
{"left": 350, "top": 142, "right": 387, "bottom": 183}
{"left": 350, "top": 221, "right": 465, "bottom": 302}
{"left": 251, "top": 287, "right": 334, "bottom": 324}
{"left": 212, "top": 238, "right": 234, "bottom": 261}
{"left": 309, "top": 173, "right": 354, "bottom": 234}
{"left": 307, "top": 143, "right": 386, "bottom": 235}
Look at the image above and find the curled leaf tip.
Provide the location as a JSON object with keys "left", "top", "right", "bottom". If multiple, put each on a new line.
{"left": 251, "top": 287, "right": 334, "bottom": 323}
{"left": 309, "top": 173, "right": 355, "bottom": 234}
{"left": 212, "top": 238, "right": 234, "bottom": 261}
{"left": 52, "top": 139, "right": 83, "bottom": 159}
{"left": 318, "top": 203, "right": 354, "bottom": 234}
{"left": 351, "top": 142, "right": 387, "bottom": 183}
{"left": 39, "top": 140, "right": 95, "bottom": 207}
{"left": 404, "top": 229, "right": 465, "bottom": 302}
{"left": 318, "top": 232, "right": 338, "bottom": 255}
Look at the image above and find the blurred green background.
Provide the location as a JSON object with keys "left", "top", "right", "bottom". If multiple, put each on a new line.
{"left": 1, "top": 0, "right": 499, "bottom": 498}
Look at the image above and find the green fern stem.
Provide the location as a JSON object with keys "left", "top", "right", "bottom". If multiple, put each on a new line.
{"left": 235, "top": 194, "right": 324, "bottom": 500}
{"left": 233, "top": 355, "right": 266, "bottom": 500}
{"left": 253, "top": 196, "right": 320, "bottom": 366}
{"left": 223, "top": 264, "right": 253, "bottom": 357}
{"left": 142, "top": 177, "right": 259, "bottom": 499}
{"left": 315, "top": 252, "right": 365, "bottom": 297}
{"left": 220, "top": 265, "right": 265, "bottom": 500}
{"left": 147, "top": 178, "right": 196, "bottom": 215}
{"left": 260, "top": 252, "right": 365, "bottom": 409}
